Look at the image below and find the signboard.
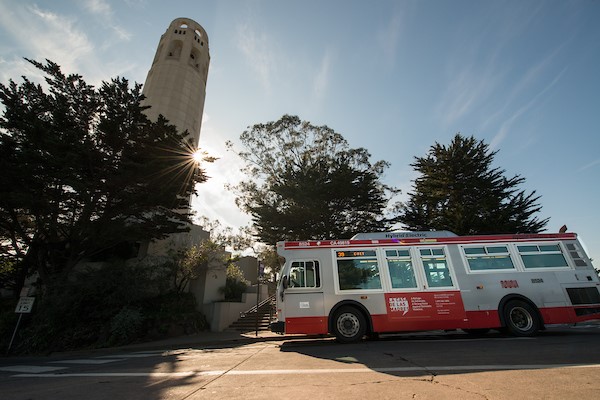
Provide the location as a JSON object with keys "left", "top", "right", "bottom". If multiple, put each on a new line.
{"left": 386, "top": 291, "right": 465, "bottom": 321}
{"left": 15, "top": 297, "right": 35, "bottom": 313}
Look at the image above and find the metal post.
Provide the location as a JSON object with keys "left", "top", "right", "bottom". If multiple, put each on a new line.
{"left": 255, "top": 258, "right": 260, "bottom": 337}
{"left": 7, "top": 313, "right": 23, "bottom": 355}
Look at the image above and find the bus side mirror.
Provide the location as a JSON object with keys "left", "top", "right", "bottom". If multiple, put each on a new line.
{"left": 282, "top": 275, "right": 289, "bottom": 289}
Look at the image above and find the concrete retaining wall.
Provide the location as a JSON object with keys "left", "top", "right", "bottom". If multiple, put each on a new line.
{"left": 203, "top": 284, "right": 269, "bottom": 332}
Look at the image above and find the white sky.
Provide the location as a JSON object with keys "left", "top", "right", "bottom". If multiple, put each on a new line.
{"left": 0, "top": 0, "right": 599, "bottom": 263}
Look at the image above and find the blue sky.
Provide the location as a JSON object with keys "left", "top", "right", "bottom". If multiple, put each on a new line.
{"left": 0, "top": 0, "right": 599, "bottom": 263}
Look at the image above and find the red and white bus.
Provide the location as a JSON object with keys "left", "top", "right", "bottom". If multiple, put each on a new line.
{"left": 270, "top": 231, "right": 600, "bottom": 342}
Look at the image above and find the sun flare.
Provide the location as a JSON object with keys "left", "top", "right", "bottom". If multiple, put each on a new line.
{"left": 192, "top": 150, "right": 204, "bottom": 163}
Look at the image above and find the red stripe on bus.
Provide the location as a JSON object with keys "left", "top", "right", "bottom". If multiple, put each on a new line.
{"left": 285, "top": 316, "right": 328, "bottom": 335}
{"left": 283, "top": 304, "right": 600, "bottom": 335}
{"left": 279, "top": 233, "right": 577, "bottom": 250}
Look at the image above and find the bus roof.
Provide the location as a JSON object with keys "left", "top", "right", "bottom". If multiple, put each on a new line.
{"left": 277, "top": 232, "right": 578, "bottom": 251}
{"left": 351, "top": 231, "right": 457, "bottom": 240}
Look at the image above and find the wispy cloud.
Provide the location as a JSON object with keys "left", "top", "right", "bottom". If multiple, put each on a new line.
{"left": 236, "top": 22, "right": 277, "bottom": 93}
{"left": 85, "top": 0, "right": 111, "bottom": 15}
{"left": 0, "top": 2, "right": 136, "bottom": 86}
{"left": 312, "top": 50, "right": 332, "bottom": 103}
{"left": 0, "top": 3, "right": 94, "bottom": 83}
{"left": 434, "top": 3, "right": 553, "bottom": 132}
{"left": 83, "top": 0, "right": 131, "bottom": 41}
{"left": 482, "top": 39, "right": 570, "bottom": 134}
{"left": 376, "top": 9, "right": 405, "bottom": 68}
{"left": 578, "top": 158, "right": 600, "bottom": 172}
{"left": 490, "top": 66, "right": 567, "bottom": 150}
{"left": 437, "top": 63, "right": 502, "bottom": 129}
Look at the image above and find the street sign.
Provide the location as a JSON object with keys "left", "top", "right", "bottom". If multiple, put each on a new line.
{"left": 15, "top": 296, "right": 35, "bottom": 313}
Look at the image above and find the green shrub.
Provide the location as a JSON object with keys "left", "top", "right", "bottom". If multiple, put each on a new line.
{"left": 141, "top": 291, "right": 208, "bottom": 338}
{"left": 110, "top": 307, "right": 144, "bottom": 345}
{"left": 8, "top": 262, "right": 208, "bottom": 354}
{"left": 219, "top": 265, "right": 249, "bottom": 301}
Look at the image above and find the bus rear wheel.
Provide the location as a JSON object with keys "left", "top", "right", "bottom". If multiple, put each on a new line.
{"left": 332, "top": 306, "right": 366, "bottom": 343}
{"left": 503, "top": 300, "right": 541, "bottom": 337}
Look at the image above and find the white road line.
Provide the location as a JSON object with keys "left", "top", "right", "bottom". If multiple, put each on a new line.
{"left": 12, "top": 363, "right": 600, "bottom": 378}
{"left": 14, "top": 371, "right": 219, "bottom": 378}
{"left": 50, "top": 359, "right": 124, "bottom": 365}
{"left": 0, "top": 365, "right": 67, "bottom": 373}
{"left": 96, "top": 354, "right": 161, "bottom": 358}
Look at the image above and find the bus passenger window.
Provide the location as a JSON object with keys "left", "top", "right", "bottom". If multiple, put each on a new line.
{"left": 337, "top": 258, "right": 382, "bottom": 290}
{"left": 517, "top": 244, "right": 569, "bottom": 269}
{"left": 420, "top": 248, "right": 453, "bottom": 288}
{"left": 463, "top": 245, "right": 515, "bottom": 271}
{"left": 422, "top": 259, "right": 453, "bottom": 287}
{"left": 387, "top": 259, "right": 417, "bottom": 289}
{"left": 289, "top": 261, "right": 320, "bottom": 288}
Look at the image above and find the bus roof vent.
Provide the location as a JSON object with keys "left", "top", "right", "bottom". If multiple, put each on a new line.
{"left": 351, "top": 231, "right": 458, "bottom": 240}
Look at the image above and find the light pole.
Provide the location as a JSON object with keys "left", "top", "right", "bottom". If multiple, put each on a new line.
{"left": 255, "top": 257, "right": 264, "bottom": 336}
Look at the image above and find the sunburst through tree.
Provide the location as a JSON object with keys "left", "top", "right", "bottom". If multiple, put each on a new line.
{"left": 0, "top": 59, "right": 213, "bottom": 289}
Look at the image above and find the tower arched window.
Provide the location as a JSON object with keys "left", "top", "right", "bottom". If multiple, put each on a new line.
{"left": 189, "top": 48, "right": 201, "bottom": 69}
{"left": 167, "top": 40, "right": 183, "bottom": 59}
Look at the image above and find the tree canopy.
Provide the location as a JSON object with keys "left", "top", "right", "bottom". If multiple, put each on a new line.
{"left": 398, "top": 134, "right": 548, "bottom": 235}
{"left": 228, "top": 114, "right": 399, "bottom": 244}
{"left": 0, "top": 59, "right": 209, "bottom": 291}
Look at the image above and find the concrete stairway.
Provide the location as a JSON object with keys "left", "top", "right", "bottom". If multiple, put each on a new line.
{"left": 227, "top": 295, "right": 275, "bottom": 332}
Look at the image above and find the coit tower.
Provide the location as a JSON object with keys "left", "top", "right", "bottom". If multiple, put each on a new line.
{"left": 142, "top": 18, "right": 210, "bottom": 147}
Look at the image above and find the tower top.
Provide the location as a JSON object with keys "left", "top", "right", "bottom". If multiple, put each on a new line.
{"left": 142, "top": 17, "right": 210, "bottom": 147}
{"left": 166, "top": 18, "right": 209, "bottom": 51}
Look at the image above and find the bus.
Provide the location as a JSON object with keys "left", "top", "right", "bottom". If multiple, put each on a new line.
{"left": 270, "top": 230, "right": 600, "bottom": 342}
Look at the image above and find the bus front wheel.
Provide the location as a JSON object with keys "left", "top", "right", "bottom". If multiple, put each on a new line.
{"left": 503, "top": 300, "right": 541, "bottom": 337}
{"left": 332, "top": 306, "right": 366, "bottom": 343}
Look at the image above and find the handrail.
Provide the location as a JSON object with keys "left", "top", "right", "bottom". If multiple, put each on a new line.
{"left": 240, "top": 294, "right": 275, "bottom": 317}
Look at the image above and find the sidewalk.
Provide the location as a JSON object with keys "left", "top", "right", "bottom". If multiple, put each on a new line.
{"left": 2, "top": 330, "right": 308, "bottom": 360}
{"left": 114, "top": 330, "right": 300, "bottom": 353}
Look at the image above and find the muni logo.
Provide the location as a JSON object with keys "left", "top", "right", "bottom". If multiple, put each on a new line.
{"left": 389, "top": 297, "right": 410, "bottom": 315}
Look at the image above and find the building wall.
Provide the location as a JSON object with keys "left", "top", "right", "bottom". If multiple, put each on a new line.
{"left": 236, "top": 256, "right": 259, "bottom": 284}
{"left": 188, "top": 252, "right": 227, "bottom": 306}
{"left": 144, "top": 224, "right": 210, "bottom": 258}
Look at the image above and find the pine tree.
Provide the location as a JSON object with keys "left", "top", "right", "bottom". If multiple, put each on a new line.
{"left": 399, "top": 134, "right": 548, "bottom": 234}
{"left": 0, "top": 59, "right": 209, "bottom": 290}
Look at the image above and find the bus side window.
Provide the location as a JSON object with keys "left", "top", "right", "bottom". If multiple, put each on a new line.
{"left": 337, "top": 259, "right": 382, "bottom": 290}
{"left": 517, "top": 244, "right": 569, "bottom": 269}
{"left": 289, "top": 261, "right": 320, "bottom": 288}
{"left": 387, "top": 258, "right": 418, "bottom": 289}
{"left": 420, "top": 248, "right": 454, "bottom": 288}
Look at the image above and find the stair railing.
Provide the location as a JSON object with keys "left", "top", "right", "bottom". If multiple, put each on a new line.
{"left": 240, "top": 294, "right": 275, "bottom": 319}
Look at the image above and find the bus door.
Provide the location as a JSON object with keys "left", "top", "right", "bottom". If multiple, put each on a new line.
{"left": 385, "top": 246, "right": 466, "bottom": 331}
{"left": 281, "top": 260, "right": 326, "bottom": 334}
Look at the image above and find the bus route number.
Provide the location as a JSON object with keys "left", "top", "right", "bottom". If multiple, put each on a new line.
{"left": 500, "top": 280, "right": 519, "bottom": 289}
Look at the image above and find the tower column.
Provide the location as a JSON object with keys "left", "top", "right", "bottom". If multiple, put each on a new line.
{"left": 140, "top": 18, "right": 212, "bottom": 259}
{"left": 142, "top": 18, "right": 210, "bottom": 147}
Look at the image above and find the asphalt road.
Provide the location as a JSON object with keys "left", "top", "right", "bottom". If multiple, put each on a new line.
{"left": 1, "top": 324, "right": 600, "bottom": 399}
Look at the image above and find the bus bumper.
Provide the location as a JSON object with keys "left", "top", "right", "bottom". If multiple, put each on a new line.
{"left": 270, "top": 321, "right": 285, "bottom": 334}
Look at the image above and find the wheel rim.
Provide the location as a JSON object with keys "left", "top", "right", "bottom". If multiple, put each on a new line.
{"left": 509, "top": 306, "right": 533, "bottom": 331}
{"left": 336, "top": 312, "right": 360, "bottom": 338}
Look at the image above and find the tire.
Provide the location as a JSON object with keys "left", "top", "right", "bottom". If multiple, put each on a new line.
{"left": 332, "top": 306, "right": 367, "bottom": 343}
{"left": 503, "top": 300, "right": 541, "bottom": 337}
